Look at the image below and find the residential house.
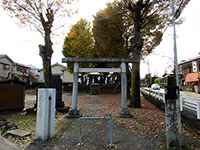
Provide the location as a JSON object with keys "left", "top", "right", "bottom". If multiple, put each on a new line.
{"left": 178, "top": 55, "right": 200, "bottom": 93}
{"left": 39, "top": 63, "right": 73, "bottom": 84}
{"left": 0, "top": 55, "right": 13, "bottom": 80}
{"left": 0, "top": 54, "right": 30, "bottom": 82}
{"left": 27, "top": 65, "right": 40, "bottom": 83}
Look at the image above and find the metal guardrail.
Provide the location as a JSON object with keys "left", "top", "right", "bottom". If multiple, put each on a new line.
{"left": 180, "top": 95, "right": 200, "bottom": 119}
{"left": 141, "top": 88, "right": 165, "bottom": 103}
{"left": 141, "top": 87, "right": 200, "bottom": 120}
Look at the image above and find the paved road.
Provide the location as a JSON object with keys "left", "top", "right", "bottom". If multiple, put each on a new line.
{"left": 180, "top": 92, "right": 200, "bottom": 130}
{"left": 181, "top": 91, "right": 200, "bottom": 98}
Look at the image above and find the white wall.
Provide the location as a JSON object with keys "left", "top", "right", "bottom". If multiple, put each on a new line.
{"left": 39, "top": 64, "right": 73, "bottom": 83}
{"left": 0, "top": 63, "right": 10, "bottom": 79}
{"left": 63, "top": 69, "right": 73, "bottom": 83}
{"left": 0, "top": 58, "right": 13, "bottom": 80}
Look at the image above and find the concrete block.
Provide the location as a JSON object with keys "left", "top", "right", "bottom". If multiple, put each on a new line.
{"left": 7, "top": 129, "right": 31, "bottom": 137}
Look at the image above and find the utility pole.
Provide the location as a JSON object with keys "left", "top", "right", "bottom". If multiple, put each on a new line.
{"left": 172, "top": 0, "right": 182, "bottom": 135}
{"left": 172, "top": 0, "right": 179, "bottom": 86}
{"left": 165, "top": 0, "right": 182, "bottom": 149}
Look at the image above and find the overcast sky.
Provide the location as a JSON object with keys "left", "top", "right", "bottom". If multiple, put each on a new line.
{"left": 141, "top": 0, "right": 200, "bottom": 78}
{"left": 0, "top": 0, "right": 199, "bottom": 78}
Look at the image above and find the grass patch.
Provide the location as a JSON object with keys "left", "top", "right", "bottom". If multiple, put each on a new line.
{"left": 1, "top": 112, "right": 71, "bottom": 149}
{"left": 6, "top": 113, "right": 36, "bottom": 134}
{"left": 0, "top": 112, "right": 36, "bottom": 149}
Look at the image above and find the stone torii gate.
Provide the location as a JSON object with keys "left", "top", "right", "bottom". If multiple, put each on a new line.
{"left": 62, "top": 57, "right": 136, "bottom": 117}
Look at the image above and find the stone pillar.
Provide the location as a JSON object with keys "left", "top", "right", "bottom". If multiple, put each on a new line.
{"left": 36, "top": 88, "right": 56, "bottom": 141}
{"left": 69, "top": 63, "right": 80, "bottom": 117}
{"left": 120, "top": 62, "right": 131, "bottom": 117}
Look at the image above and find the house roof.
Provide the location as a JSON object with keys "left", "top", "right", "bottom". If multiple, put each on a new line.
{"left": 39, "top": 63, "right": 67, "bottom": 71}
{"left": 0, "top": 54, "right": 30, "bottom": 69}
{"left": 0, "top": 62, "right": 10, "bottom": 65}
{"left": 15, "top": 62, "right": 30, "bottom": 68}
{"left": 51, "top": 63, "right": 66, "bottom": 69}
{"left": 0, "top": 54, "right": 14, "bottom": 63}
{"left": 179, "top": 56, "right": 200, "bottom": 66}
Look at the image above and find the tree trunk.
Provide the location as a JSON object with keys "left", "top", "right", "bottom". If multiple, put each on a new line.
{"left": 39, "top": 31, "right": 53, "bottom": 87}
{"left": 45, "top": 31, "right": 53, "bottom": 87}
{"left": 39, "top": 10, "right": 54, "bottom": 87}
{"left": 130, "top": 62, "right": 141, "bottom": 108}
{"left": 42, "top": 55, "right": 52, "bottom": 87}
{"left": 129, "top": 9, "right": 142, "bottom": 108}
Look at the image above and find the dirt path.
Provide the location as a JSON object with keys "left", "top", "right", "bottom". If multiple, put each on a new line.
{"left": 26, "top": 94, "right": 200, "bottom": 150}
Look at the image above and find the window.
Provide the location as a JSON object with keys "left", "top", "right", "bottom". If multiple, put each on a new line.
{"left": 3, "top": 64, "right": 10, "bottom": 70}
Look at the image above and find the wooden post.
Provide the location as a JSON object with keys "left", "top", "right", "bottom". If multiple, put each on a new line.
{"left": 165, "top": 75, "right": 182, "bottom": 149}
{"left": 120, "top": 62, "right": 131, "bottom": 117}
{"left": 69, "top": 63, "right": 80, "bottom": 117}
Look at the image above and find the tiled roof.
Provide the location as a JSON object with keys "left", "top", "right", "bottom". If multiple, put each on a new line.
{"left": 0, "top": 54, "right": 14, "bottom": 63}
{"left": 39, "top": 63, "right": 66, "bottom": 71}
{"left": 179, "top": 56, "right": 200, "bottom": 65}
{"left": 0, "top": 54, "right": 29, "bottom": 68}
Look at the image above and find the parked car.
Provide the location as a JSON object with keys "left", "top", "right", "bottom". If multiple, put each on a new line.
{"left": 151, "top": 84, "right": 160, "bottom": 90}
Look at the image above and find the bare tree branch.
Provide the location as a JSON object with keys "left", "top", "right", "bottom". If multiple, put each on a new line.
{"left": 1, "top": 0, "right": 78, "bottom": 86}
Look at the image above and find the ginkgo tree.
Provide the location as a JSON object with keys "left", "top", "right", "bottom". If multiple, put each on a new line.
{"left": 93, "top": 2, "right": 128, "bottom": 58}
{"left": 63, "top": 18, "right": 95, "bottom": 71}
{"left": 121, "top": 0, "right": 191, "bottom": 108}
{"left": 1, "top": 0, "right": 78, "bottom": 87}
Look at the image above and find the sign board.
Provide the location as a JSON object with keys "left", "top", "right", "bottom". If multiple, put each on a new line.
{"left": 192, "top": 61, "right": 198, "bottom": 72}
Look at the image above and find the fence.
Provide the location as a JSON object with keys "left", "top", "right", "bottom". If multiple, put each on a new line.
{"left": 0, "top": 80, "right": 25, "bottom": 111}
{"left": 141, "top": 88, "right": 165, "bottom": 103}
{"left": 141, "top": 87, "right": 200, "bottom": 120}
{"left": 180, "top": 95, "right": 200, "bottom": 119}
{"left": 78, "top": 114, "right": 113, "bottom": 146}
{"left": 61, "top": 114, "right": 113, "bottom": 149}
